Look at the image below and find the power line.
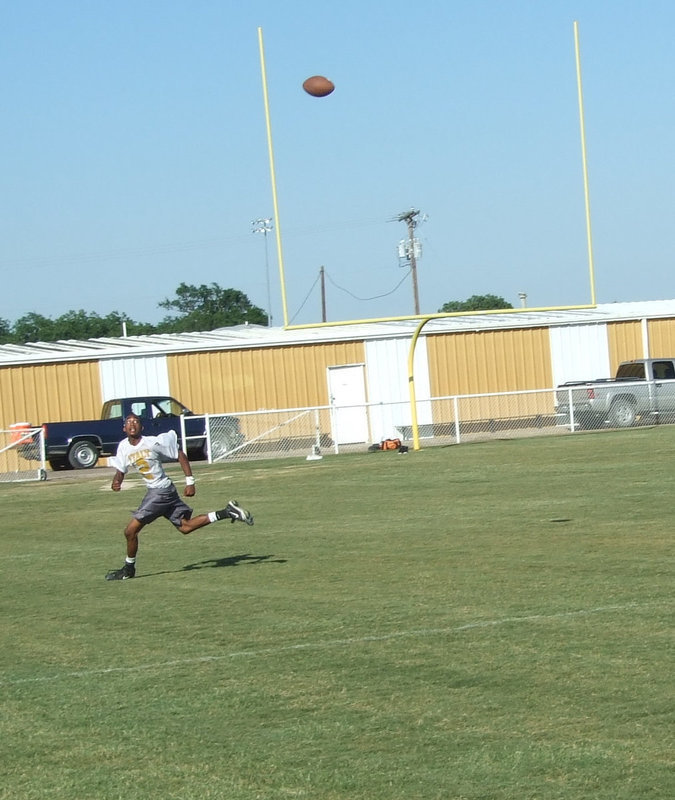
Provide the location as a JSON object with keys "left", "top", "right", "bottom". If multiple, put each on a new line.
{"left": 324, "top": 268, "right": 412, "bottom": 301}
{"left": 289, "top": 266, "right": 412, "bottom": 324}
{"left": 289, "top": 272, "right": 322, "bottom": 324}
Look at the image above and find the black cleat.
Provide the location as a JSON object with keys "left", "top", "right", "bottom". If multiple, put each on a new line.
{"left": 105, "top": 563, "right": 136, "bottom": 581}
{"left": 215, "top": 500, "right": 254, "bottom": 526}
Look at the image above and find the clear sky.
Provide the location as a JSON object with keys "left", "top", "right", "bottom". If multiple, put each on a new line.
{"left": 2, "top": 0, "right": 674, "bottom": 329}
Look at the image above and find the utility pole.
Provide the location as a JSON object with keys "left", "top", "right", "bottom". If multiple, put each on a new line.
{"left": 251, "top": 217, "right": 274, "bottom": 326}
{"left": 397, "top": 208, "right": 422, "bottom": 315}
{"left": 319, "top": 266, "right": 327, "bottom": 322}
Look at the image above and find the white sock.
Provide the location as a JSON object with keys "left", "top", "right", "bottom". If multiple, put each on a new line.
{"left": 126, "top": 557, "right": 136, "bottom": 565}
{"left": 208, "top": 511, "right": 217, "bottom": 523}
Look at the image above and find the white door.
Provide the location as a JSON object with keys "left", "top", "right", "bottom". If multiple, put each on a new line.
{"left": 327, "top": 364, "right": 369, "bottom": 444}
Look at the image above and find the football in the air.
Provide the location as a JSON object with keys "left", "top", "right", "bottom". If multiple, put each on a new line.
{"left": 302, "top": 75, "right": 335, "bottom": 97}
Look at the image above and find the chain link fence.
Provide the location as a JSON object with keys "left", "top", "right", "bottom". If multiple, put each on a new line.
{"left": 184, "top": 409, "right": 332, "bottom": 462}
{"left": 192, "top": 381, "right": 675, "bottom": 461}
{"left": 182, "top": 388, "right": 572, "bottom": 463}
{"left": 420, "top": 387, "right": 561, "bottom": 445}
{"left": 0, "top": 425, "right": 47, "bottom": 482}
{"left": 9, "top": 384, "right": 665, "bottom": 479}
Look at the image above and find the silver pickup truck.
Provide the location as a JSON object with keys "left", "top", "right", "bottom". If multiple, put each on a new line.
{"left": 555, "top": 358, "right": 675, "bottom": 428}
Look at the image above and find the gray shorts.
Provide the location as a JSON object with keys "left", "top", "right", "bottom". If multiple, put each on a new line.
{"left": 133, "top": 485, "right": 193, "bottom": 528}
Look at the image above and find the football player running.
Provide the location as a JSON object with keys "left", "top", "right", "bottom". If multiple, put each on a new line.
{"left": 105, "top": 413, "right": 253, "bottom": 581}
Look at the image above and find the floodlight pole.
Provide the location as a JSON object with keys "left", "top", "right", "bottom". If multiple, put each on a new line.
{"left": 252, "top": 217, "right": 274, "bottom": 326}
{"left": 397, "top": 208, "right": 421, "bottom": 315}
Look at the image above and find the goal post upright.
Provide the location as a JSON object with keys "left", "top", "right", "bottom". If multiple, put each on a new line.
{"left": 574, "top": 20, "right": 597, "bottom": 306}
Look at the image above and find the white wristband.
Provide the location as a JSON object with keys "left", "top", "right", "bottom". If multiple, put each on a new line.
{"left": 185, "top": 476, "right": 195, "bottom": 486}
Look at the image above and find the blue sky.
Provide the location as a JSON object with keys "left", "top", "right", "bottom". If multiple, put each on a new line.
{"left": 2, "top": 0, "right": 674, "bottom": 329}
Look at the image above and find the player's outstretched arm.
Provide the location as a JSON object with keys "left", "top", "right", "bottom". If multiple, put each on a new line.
{"left": 178, "top": 450, "right": 196, "bottom": 497}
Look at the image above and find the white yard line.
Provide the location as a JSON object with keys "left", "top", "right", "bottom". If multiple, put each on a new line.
{"left": 2, "top": 602, "right": 662, "bottom": 687}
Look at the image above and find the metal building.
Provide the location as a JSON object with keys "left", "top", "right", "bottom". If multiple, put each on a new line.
{"left": 2, "top": 300, "right": 675, "bottom": 446}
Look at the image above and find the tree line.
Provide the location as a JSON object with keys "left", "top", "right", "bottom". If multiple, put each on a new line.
{"left": 0, "top": 283, "right": 268, "bottom": 345}
{"left": 438, "top": 294, "right": 513, "bottom": 313}
{"left": 0, "top": 285, "right": 513, "bottom": 345}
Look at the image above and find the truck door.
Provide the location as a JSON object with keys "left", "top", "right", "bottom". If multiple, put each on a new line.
{"left": 651, "top": 360, "right": 675, "bottom": 416}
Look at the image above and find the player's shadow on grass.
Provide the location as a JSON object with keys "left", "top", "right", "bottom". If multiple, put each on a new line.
{"left": 182, "top": 553, "right": 286, "bottom": 571}
{"left": 139, "top": 553, "right": 286, "bottom": 579}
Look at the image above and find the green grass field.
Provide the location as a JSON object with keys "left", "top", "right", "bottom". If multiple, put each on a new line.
{"left": 1, "top": 428, "right": 672, "bottom": 799}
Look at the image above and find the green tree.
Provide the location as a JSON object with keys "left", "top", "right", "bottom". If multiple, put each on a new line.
{"left": 6, "top": 310, "right": 156, "bottom": 345}
{"left": 0, "top": 318, "right": 11, "bottom": 343}
{"left": 439, "top": 294, "right": 513, "bottom": 313}
{"left": 157, "top": 282, "right": 267, "bottom": 332}
{"left": 50, "top": 310, "right": 155, "bottom": 340}
{"left": 11, "top": 312, "right": 56, "bottom": 343}
{"left": 0, "top": 283, "right": 265, "bottom": 345}
{"left": 51, "top": 310, "right": 116, "bottom": 340}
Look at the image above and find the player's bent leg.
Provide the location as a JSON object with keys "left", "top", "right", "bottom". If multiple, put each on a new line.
{"left": 174, "top": 499, "right": 255, "bottom": 535}
{"left": 177, "top": 514, "right": 211, "bottom": 534}
{"left": 124, "top": 517, "right": 144, "bottom": 558}
{"left": 215, "top": 500, "right": 254, "bottom": 526}
{"left": 106, "top": 518, "right": 143, "bottom": 580}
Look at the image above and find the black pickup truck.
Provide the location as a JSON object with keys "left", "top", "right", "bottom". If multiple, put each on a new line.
{"left": 17, "top": 395, "right": 243, "bottom": 470}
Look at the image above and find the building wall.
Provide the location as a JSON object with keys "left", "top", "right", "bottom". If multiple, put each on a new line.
{"left": 4, "top": 315, "right": 675, "bottom": 435}
{"left": 647, "top": 318, "right": 675, "bottom": 358}
{"left": 606, "top": 321, "right": 644, "bottom": 373}
{"left": 99, "top": 355, "right": 170, "bottom": 400}
{"left": 0, "top": 361, "right": 101, "bottom": 429}
{"left": 167, "top": 340, "right": 366, "bottom": 414}
{"left": 426, "top": 327, "right": 553, "bottom": 396}
{"left": 549, "top": 323, "right": 610, "bottom": 386}
{"left": 365, "top": 336, "right": 433, "bottom": 440}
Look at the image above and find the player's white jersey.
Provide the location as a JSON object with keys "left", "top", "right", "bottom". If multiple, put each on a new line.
{"left": 110, "top": 431, "right": 180, "bottom": 489}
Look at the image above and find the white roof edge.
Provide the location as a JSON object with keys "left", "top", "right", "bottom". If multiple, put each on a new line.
{"left": 2, "top": 299, "right": 675, "bottom": 365}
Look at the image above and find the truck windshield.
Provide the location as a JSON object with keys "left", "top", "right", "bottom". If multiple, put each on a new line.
{"left": 152, "top": 399, "right": 189, "bottom": 417}
{"left": 616, "top": 364, "right": 646, "bottom": 380}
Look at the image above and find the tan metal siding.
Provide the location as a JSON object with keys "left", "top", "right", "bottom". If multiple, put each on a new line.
{"left": 168, "top": 341, "right": 366, "bottom": 413}
{"left": 0, "top": 361, "right": 101, "bottom": 429}
{"left": 427, "top": 328, "right": 552, "bottom": 396}
{"left": 606, "top": 321, "right": 643, "bottom": 373}
{"left": 647, "top": 318, "right": 675, "bottom": 357}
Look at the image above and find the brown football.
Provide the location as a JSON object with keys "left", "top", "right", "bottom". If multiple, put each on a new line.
{"left": 302, "top": 75, "right": 335, "bottom": 97}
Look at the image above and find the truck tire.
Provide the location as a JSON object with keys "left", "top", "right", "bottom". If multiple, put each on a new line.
{"left": 201, "top": 436, "right": 226, "bottom": 461}
{"left": 608, "top": 398, "right": 637, "bottom": 428}
{"left": 68, "top": 441, "right": 99, "bottom": 469}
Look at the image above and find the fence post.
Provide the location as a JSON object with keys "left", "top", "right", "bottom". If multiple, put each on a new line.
{"left": 567, "top": 387, "right": 576, "bottom": 432}
{"left": 306, "top": 410, "right": 323, "bottom": 460}
{"left": 329, "top": 405, "right": 339, "bottom": 455}
{"left": 204, "top": 414, "right": 213, "bottom": 462}
{"left": 314, "top": 410, "right": 322, "bottom": 453}
{"left": 454, "top": 396, "right": 461, "bottom": 444}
